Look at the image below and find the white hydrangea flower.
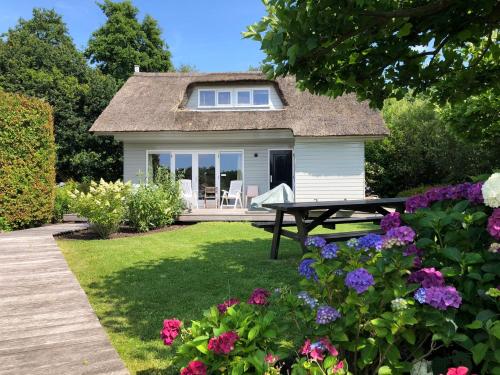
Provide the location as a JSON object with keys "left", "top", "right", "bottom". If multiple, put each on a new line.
{"left": 482, "top": 173, "right": 500, "bottom": 208}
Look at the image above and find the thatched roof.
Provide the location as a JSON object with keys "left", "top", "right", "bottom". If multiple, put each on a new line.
{"left": 90, "top": 72, "right": 388, "bottom": 137}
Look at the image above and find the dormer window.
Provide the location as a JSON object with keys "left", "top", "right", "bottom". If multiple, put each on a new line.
{"left": 197, "top": 88, "right": 271, "bottom": 108}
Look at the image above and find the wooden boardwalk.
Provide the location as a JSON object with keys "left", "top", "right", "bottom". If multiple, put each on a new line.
{"left": 0, "top": 224, "right": 129, "bottom": 375}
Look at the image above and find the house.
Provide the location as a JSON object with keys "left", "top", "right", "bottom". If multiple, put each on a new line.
{"left": 90, "top": 72, "right": 388, "bottom": 205}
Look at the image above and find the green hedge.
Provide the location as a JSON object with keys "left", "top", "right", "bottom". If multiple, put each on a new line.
{"left": 0, "top": 90, "right": 56, "bottom": 229}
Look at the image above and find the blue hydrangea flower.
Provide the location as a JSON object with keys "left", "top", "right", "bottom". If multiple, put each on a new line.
{"left": 345, "top": 268, "right": 375, "bottom": 294}
{"left": 320, "top": 243, "right": 339, "bottom": 259}
{"left": 355, "top": 234, "right": 383, "bottom": 251}
{"left": 414, "top": 288, "right": 427, "bottom": 304}
{"left": 316, "top": 305, "right": 341, "bottom": 324}
{"left": 305, "top": 236, "right": 327, "bottom": 248}
{"left": 298, "top": 259, "right": 318, "bottom": 281}
{"left": 334, "top": 269, "right": 345, "bottom": 276}
{"left": 297, "top": 291, "right": 318, "bottom": 309}
{"left": 346, "top": 238, "right": 359, "bottom": 248}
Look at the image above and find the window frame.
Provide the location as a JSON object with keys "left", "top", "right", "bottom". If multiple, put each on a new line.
{"left": 197, "top": 87, "right": 272, "bottom": 109}
{"left": 198, "top": 89, "right": 216, "bottom": 108}
{"left": 215, "top": 89, "right": 232, "bottom": 107}
{"left": 251, "top": 88, "right": 270, "bottom": 107}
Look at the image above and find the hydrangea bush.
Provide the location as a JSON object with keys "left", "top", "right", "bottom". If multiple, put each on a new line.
{"left": 69, "top": 179, "right": 131, "bottom": 238}
{"left": 162, "top": 173, "right": 499, "bottom": 374}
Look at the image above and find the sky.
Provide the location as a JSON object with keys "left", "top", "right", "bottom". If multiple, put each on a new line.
{"left": 0, "top": 0, "right": 267, "bottom": 72}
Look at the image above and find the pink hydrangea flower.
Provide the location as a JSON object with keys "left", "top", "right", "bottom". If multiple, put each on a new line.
{"left": 446, "top": 367, "right": 469, "bottom": 375}
{"left": 208, "top": 331, "right": 239, "bottom": 354}
{"left": 180, "top": 361, "right": 207, "bottom": 375}
{"left": 487, "top": 209, "right": 500, "bottom": 240}
{"left": 160, "top": 318, "right": 182, "bottom": 346}
{"left": 333, "top": 361, "right": 344, "bottom": 373}
{"left": 265, "top": 353, "right": 279, "bottom": 364}
{"left": 248, "top": 288, "right": 271, "bottom": 305}
{"left": 217, "top": 298, "right": 240, "bottom": 314}
{"left": 300, "top": 337, "right": 338, "bottom": 362}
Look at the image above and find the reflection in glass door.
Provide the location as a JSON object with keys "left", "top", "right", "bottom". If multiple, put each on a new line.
{"left": 198, "top": 153, "right": 216, "bottom": 201}
{"left": 174, "top": 154, "right": 192, "bottom": 180}
{"left": 220, "top": 152, "right": 243, "bottom": 193}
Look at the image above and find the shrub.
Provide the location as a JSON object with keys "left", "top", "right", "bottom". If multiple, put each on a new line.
{"left": 69, "top": 179, "right": 131, "bottom": 238}
{"left": 162, "top": 174, "right": 499, "bottom": 375}
{"left": 0, "top": 216, "right": 11, "bottom": 232}
{"left": 53, "top": 181, "right": 78, "bottom": 222}
{"left": 127, "top": 171, "right": 184, "bottom": 232}
{"left": 0, "top": 90, "right": 56, "bottom": 229}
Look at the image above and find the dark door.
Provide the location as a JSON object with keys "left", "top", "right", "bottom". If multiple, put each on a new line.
{"left": 269, "top": 150, "right": 293, "bottom": 190}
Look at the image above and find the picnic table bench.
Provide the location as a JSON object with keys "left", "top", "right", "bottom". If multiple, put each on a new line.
{"left": 252, "top": 198, "right": 407, "bottom": 259}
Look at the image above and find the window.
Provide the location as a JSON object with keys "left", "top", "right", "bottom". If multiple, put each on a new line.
{"left": 148, "top": 153, "right": 171, "bottom": 183}
{"left": 199, "top": 90, "right": 215, "bottom": 106}
{"left": 198, "top": 87, "right": 272, "bottom": 108}
{"left": 253, "top": 89, "right": 269, "bottom": 106}
{"left": 237, "top": 90, "right": 251, "bottom": 105}
{"left": 217, "top": 91, "right": 231, "bottom": 105}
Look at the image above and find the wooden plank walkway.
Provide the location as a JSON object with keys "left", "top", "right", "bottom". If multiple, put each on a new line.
{"left": 0, "top": 224, "right": 129, "bottom": 375}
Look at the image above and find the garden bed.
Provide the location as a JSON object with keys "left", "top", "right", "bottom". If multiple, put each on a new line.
{"left": 56, "top": 224, "right": 191, "bottom": 240}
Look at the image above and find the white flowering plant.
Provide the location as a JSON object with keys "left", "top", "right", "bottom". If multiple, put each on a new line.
{"left": 482, "top": 172, "right": 500, "bottom": 208}
{"left": 69, "top": 179, "right": 131, "bottom": 238}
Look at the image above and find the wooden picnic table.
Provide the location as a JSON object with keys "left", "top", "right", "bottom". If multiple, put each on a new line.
{"left": 255, "top": 198, "right": 407, "bottom": 259}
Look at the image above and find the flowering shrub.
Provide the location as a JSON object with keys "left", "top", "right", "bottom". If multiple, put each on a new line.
{"left": 127, "top": 171, "right": 183, "bottom": 232}
{"left": 53, "top": 181, "right": 78, "bottom": 222}
{"left": 161, "top": 174, "right": 499, "bottom": 374}
{"left": 69, "top": 179, "right": 131, "bottom": 238}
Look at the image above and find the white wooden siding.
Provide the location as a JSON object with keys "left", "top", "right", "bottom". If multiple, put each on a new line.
{"left": 123, "top": 141, "right": 292, "bottom": 196}
{"left": 185, "top": 85, "right": 284, "bottom": 111}
{"left": 294, "top": 138, "right": 365, "bottom": 202}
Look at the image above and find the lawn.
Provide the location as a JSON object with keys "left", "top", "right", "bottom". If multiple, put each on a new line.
{"left": 58, "top": 222, "right": 375, "bottom": 374}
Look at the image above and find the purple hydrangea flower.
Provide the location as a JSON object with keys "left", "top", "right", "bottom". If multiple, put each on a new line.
{"left": 380, "top": 212, "right": 401, "bottom": 233}
{"left": 298, "top": 259, "right": 318, "bottom": 281}
{"left": 414, "top": 288, "right": 426, "bottom": 304}
{"left": 425, "top": 286, "right": 462, "bottom": 310}
{"left": 316, "top": 305, "right": 341, "bottom": 324}
{"left": 320, "top": 243, "right": 339, "bottom": 259}
{"left": 467, "top": 182, "right": 484, "bottom": 204}
{"left": 487, "top": 209, "right": 500, "bottom": 240}
{"left": 345, "top": 268, "right": 375, "bottom": 294}
{"left": 403, "top": 244, "right": 424, "bottom": 268}
{"left": 424, "top": 187, "right": 446, "bottom": 203}
{"left": 297, "top": 291, "right": 318, "bottom": 309}
{"left": 408, "top": 268, "right": 445, "bottom": 288}
{"left": 305, "top": 236, "right": 327, "bottom": 248}
{"left": 405, "top": 195, "right": 429, "bottom": 213}
{"left": 383, "top": 226, "right": 416, "bottom": 248}
{"left": 356, "top": 233, "right": 383, "bottom": 251}
{"left": 346, "top": 238, "right": 359, "bottom": 248}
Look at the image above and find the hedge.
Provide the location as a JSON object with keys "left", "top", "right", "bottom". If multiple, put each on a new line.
{"left": 0, "top": 90, "right": 56, "bottom": 229}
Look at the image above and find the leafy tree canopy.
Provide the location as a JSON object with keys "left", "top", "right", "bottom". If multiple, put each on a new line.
{"left": 86, "top": 0, "right": 172, "bottom": 81}
{"left": 0, "top": 8, "right": 122, "bottom": 181}
{"left": 245, "top": 1, "right": 499, "bottom": 109}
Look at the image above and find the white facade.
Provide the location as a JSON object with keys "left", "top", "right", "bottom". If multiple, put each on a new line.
{"left": 115, "top": 131, "right": 371, "bottom": 203}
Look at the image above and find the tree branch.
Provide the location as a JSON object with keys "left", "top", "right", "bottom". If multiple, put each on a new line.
{"left": 359, "top": 0, "right": 455, "bottom": 19}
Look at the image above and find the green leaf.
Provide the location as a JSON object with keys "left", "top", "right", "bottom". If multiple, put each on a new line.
{"left": 196, "top": 342, "right": 209, "bottom": 354}
{"left": 490, "top": 322, "right": 500, "bottom": 339}
{"left": 452, "top": 200, "right": 469, "bottom": 212}
{"left": 465, "top": 320, "right": 483, "bottom": 329}
{"left": 397, "top": 23, "right": 412, "bottom": 37}
{"left": 416, "top": 238, "right": 434, "bottom": 248}
{"left": 441, "top": 247, "right": 461, "bottom": 263}
{"left": 371, "top": 318, "right": 388, "bottom": 327}
{"left": 287, "top": 44, "right": 300, "bottom": 65}
{"left": 471, "top": 342, "right": 488, "bottom": 364}
{"left": 248, "top": 326, "right": 260, "bottom": 340}
{"left": 463, "top": 253, "right": 483, "bottom": 265}
{"left": 402, "top": 329, "right": 416, "bottom": 345}
{"left": 378, "top": 365, "right": 392, "bottom": 374}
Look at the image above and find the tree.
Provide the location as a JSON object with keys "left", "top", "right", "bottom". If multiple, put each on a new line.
{"left": 86, "top": 0, "right": 172, "bottom": 81}
{"left": 0, "top": 8, "right": 122, "bottom": 181}
{"left": 365, "top": 96, "right": 499, "bottom": 196}
{"left": 245, "top": 1, "right": 499, "bottom": 108}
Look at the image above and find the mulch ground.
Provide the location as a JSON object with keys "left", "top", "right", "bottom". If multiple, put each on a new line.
{"left": 56, "top": 224, "right": 191, "bottom": 240}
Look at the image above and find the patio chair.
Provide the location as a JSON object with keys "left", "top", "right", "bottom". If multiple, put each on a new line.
{"left": 246, "top": 185, "right": 259, "bottom": 208}
{"left": 220, "top": 180, "right": 243, "bottom": 209}
{"left": 181, "top": 179, "right": 198, "bottom": 209}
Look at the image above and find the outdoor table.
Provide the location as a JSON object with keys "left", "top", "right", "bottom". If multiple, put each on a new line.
{"left": 261, "top": 198, "right": 407, "bottom": 259}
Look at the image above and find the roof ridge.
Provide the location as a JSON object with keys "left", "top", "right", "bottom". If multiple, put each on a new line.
{"left": 133, "top": 71, "right": 266, "bottom": 77}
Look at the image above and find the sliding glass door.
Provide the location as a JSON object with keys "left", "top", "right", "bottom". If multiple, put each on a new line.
{"left": 148, "top": 151, "right": 243, "bottom": 206}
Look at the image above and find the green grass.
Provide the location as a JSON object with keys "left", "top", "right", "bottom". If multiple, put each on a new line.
{"left": 58, "top": 222, "right": 375, "bottom": 374}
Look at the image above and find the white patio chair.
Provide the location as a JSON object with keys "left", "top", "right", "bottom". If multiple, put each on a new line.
{"left": 220, "top": 180, "right": 243, "bottom": 209}
{"left": 246, "top": 185, "right": 259, "bottom": 208}
{"left": 181, "top": 179, "right": 198, "bottom": 209}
